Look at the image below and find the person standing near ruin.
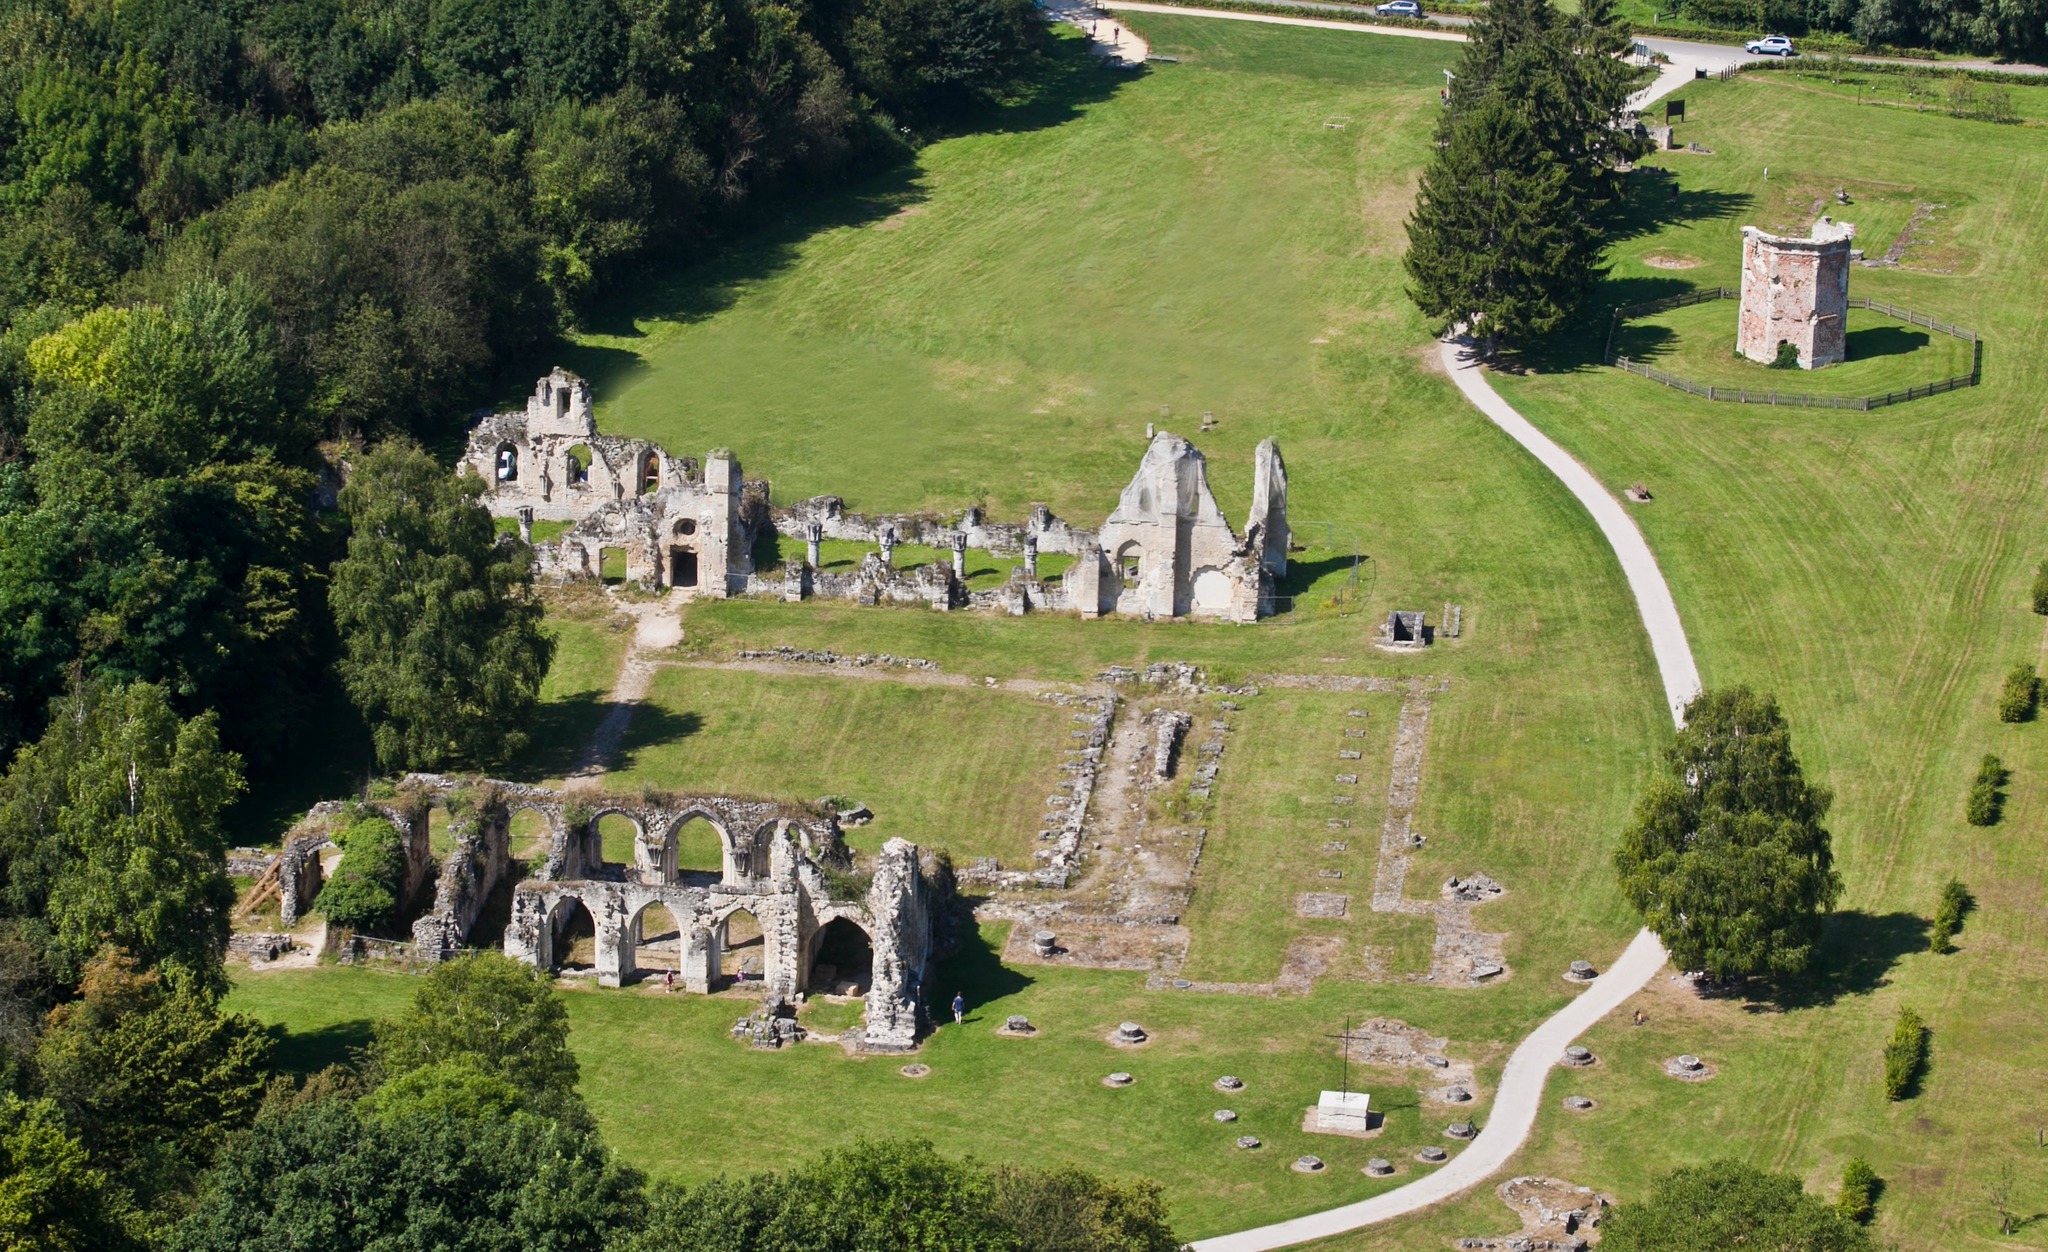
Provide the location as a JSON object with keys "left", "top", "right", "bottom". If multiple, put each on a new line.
{"left": 952, "top": 992, "right": 965, "bottom": 1025}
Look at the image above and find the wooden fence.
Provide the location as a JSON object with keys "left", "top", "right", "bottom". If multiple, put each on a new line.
{"left": 1604, "top": 287, "right": 1980, "bottom": 410}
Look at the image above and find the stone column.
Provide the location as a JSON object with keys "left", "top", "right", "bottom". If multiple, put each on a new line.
{"left": 517, "top": 506, "right": 534, "bottom": 544}
{"left": 880, "top": 525, "right": 896, "bottom": 568}
{"left": 682, "top": 926, "right": 717, "bottom": 993}
{"left": 596, "top": 890, "right": 630, "bottom": 987}
{"left": 950, "top": 533, "right": 967, "bottom": 578}
{"left": 805, "top": 521, "right": 822, "bottom": 568}
{"left": 1024, "top": 533, "right": 1039, "bottom": 579}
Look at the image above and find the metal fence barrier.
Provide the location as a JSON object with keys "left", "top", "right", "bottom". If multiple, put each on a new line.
{"left": 1603, "top": 287, "right": 1980, "bottom": 410}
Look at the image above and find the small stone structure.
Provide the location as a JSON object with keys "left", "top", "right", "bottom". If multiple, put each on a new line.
{"left": 1379, "top": 610, "right": 1428, "bottom": 648}
{"left": 1315, "top": 1089, "right": 1374, "bottom": 1133}
{"left": 466, "top": 371, "right": 1293, "bottom": 623}
{"left": 1737, "top": 217, "right": 1856, "bottom": 369}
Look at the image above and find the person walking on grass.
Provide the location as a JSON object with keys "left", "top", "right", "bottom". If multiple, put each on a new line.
{"left": 952, "top": 992, "right": 965, "bottom": 1025}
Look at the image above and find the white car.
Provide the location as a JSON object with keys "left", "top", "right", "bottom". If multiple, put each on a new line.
{"left": 1745, "top": 34, "right": 1796, "bottom": 55}
{"left": 1376, "top": 0, "right": 1422, "bottom": 15}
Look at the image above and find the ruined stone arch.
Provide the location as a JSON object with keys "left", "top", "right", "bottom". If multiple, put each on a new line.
{"left": 566, "top": 443, "right": 593, "bottom": 487}
{"left": 544, "top": 893, "right": 597, "bottom": 970}
{"left": 655, "top": 806, "right": 734, "bottom": 880}
{"left": 1115, "top": 540, "right": 1143, "bottom": 587}
{"left": 495, "top": 441, "right": 520, "bottom": 483}
{"left": 809, "top": 915, "right": 874, "bottom": 995}
{"left": 639, "top": 448, "right": 661, "bottom": 495}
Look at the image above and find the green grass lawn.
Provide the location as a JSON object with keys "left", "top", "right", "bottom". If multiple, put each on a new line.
{"left": 1472, "top": 67, "right": 2048, "bottom": 1252}
{"left": 1611, "top": 299, "right": 1976, "bottom": 396}
{"left": 517, "top": 591, "right": 634, "bottom": 782}
{"left": 607, "top": 665, "right": 1079, "bottom": 865}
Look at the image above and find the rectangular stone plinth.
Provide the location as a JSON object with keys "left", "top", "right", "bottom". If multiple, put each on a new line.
{"left": 1317, "top": 1089, "right": 1373, "bottom": 1132}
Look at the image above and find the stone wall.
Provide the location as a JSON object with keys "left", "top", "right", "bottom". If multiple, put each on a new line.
{"left": 1738, "top": 217, "right": 1855, "bottom": 369}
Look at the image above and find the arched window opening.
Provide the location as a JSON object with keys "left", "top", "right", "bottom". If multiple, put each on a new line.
{"left": 639, "top": 450, "right": 661, "bottom": 495}
{"left": 635, "top": 904, "right": 683, "bottom": 975}
{"left": 810, "top": 918, "right": 873, "bottom": 996}
{"left": 673, "top": 815, "right": 723, "bottom": 878}
{"left": 551, "top": 898, "right": 597, "bottom": 971}
{"left": 596, "top": 812, "right": 638, "bottom": 873}
{"left": 566, "top": 444, "right": 593, "bottom": 487}
{"left": 496, "top": 442, "right": 519, "bottom": 482}
{"left": 722, "top": 910, "right": 763, "bottom": 984}
{"left": 509, "top": 808, "right": 552, "bottom": 872}
{"left": 1116, "top": 541, "right": 1142, "bottom": 587}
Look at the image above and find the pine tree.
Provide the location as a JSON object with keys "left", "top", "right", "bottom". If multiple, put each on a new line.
{"left": 1405, "top": 97, "right": 1584, "bottom": 355}
{"left": 1405, "top": 0, "right": 1645, "bottom": 353}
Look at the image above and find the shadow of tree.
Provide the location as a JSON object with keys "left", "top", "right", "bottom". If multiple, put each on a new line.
{"left": 1746, "top": 910, "right": 1930, "bottom": 1011}
{"left": 1608, "top": 167, "right": 1755, "bottom": 244}
{"left": 1279, "top": 554, "right": 1366, "bottom": 601}
{"left": 516, "top": 697, "right": 702, "bottom": 782}
{"left": 268, "top": 1017, "right": 376, "bottom": 1078}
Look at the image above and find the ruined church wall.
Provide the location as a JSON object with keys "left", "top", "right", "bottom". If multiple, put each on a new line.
{"left": 1737, "top": 220, "right": 1854, "bottom": 369}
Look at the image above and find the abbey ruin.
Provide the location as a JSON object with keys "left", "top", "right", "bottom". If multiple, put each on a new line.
{"left": 464, "top": 369, "right": 1293, "bottom": 623}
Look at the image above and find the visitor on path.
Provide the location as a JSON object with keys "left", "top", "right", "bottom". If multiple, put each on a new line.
{"left": 952, "top": 992, "right": 965, "bottom": 1025}
{"left": 664, "top": 969, "right": 674, "bottom": 993}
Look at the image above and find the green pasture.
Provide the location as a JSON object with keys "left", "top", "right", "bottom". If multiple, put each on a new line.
{"left": 1483, "top": 69, "right": 2048, "bottom": 1252}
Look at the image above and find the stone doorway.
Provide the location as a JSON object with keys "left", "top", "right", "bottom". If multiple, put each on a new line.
{"left": 810, "top": 918, "right": 873, "bottom": 995}
{"left": 670, "top": 547, "right": 699, "bottom": 588}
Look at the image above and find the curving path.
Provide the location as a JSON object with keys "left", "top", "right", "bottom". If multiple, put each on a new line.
{"left": 1193, "top": 340, "right": 1699, "bottom": 1249}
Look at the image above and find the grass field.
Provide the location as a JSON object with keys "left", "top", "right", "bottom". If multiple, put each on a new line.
{"left": 605, "top": 665, "right": 1080, "bottom": 864}
{"left": 226, "top": 19, "right": 2048, "bottom": 1250}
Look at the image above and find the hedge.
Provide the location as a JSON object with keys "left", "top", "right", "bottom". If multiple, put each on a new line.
{"left": 1881, "top": 1005, "right": 1927, "bottom": 1101}
{"left": 1997, "top": 663, "right": 2038, "bottom": 723}
{"left": 1964, "top": 753, "right": 2005, "bottom": 825}
{"left": 1741, "top": 54, "right": 2048, "bottom": 86}
{"left": 1929, "top": 878, "right": 1973, "bottom": 952}
{"left": 1837, "top": 1156, "right": 1879, "bottom": 1224}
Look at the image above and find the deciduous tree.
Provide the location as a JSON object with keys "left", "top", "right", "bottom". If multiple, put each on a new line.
{"left": 329, "top": 441, "right": 553, "bottom": 771}
{"left": 1602, "top": 1160, "right": 1874, "bottom": 1252}
{"left": 1614, "top": 687, "right": 1842, "bottom": 982}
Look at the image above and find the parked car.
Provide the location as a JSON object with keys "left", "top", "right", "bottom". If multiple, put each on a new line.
{"left": 1376, "top": 0, "right": 1422, "bottom": 15}
{"left": 1745, "top": 34, "right": 1796, "bottom": 55}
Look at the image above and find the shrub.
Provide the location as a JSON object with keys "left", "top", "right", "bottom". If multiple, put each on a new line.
{"left": 315, "top": 814, "right": 407, "bottom": 930}
{"left": 1929, "top": 878, "right": 1973, "bottom": 951}
{"left": 1881, "top": 1006, "right": 1926, "bottom": 1101}
{"left": 2032, "top": 562, "right": 2048, "bottom": 614}
{"left": 1837, "top": 1156, "right": 1878, "bottom": 1224}
{"left": 1835, "top": 1155, "right": 1875, "bottom": 1221}
{"left": 1997, "top": 664, "right": 2037, "bottom": 723}
{"left": 1965, "top": 754, "right": 2005, "bottom": 826}
{"left": 1770, "top": 340, "right": 1801, "bottom": 369}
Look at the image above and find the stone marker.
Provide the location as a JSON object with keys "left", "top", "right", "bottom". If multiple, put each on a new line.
{"left": 1443, "top": 1086, "right": 1472, "bottom": 1103}
{"left": 1366, "top": 1158, "right": 1395, "bottom": 1176}
{"left": 1104, "top": 1072, "right": 1134, "bottom": 1087}
{"left": 1293, "top": 1155, "right": 1326, "bottom": 1173}
{"left": 1446, "top": 1122, "right": 1476, "bottom": 1140}
{"left": 1031, "top": 930, "right": 1057, "bottom": 957}
{"left": 1563, "top": 1045, "right": 1595, "bottom": 1066}
{"left": 1564, "top": 1096, "right": 1595, "bottom": 1110}
{"left": 1237, "top": 1136, "right": 1262, "bottom": 1149}
{"left": 900, "top": 1064, "right": 931, "bottom": 1078}
{"left": 1567, "top": 959, "right": 1596, "bottom": 981}
{"left": 1417, "top": 1146, "right": 1449, "bottom": 1163}
{"left": 1214, "top": 1109, "right": 1238, "bottom": 1122}
{"left": 1423, "top": 1055, "right": 1450, "bottom": 1069}
{"left": 1317, "top": 1089, "right": 1373, "bottom": 1133}
{"left": 1115, "top": 1021, "right": 1149, "bottom": 1044}
{"left": 1003, "top": 1015, "right": 1035, "bottom": 1035}
{"left": 1676, "top": 1054, "right": 1701, "bottom": 1071}
{"left": 1216, "top": 1075, "right": 1245, "bottom": 1091}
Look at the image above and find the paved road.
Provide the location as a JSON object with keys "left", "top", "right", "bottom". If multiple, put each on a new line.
{"left": 1101, "top": 0, "right": 2048, "bottom": 74}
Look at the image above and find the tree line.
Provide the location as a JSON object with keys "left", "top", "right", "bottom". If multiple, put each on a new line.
{"left": 1676, "top": 0, "right": 2046, "bottom": 62}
